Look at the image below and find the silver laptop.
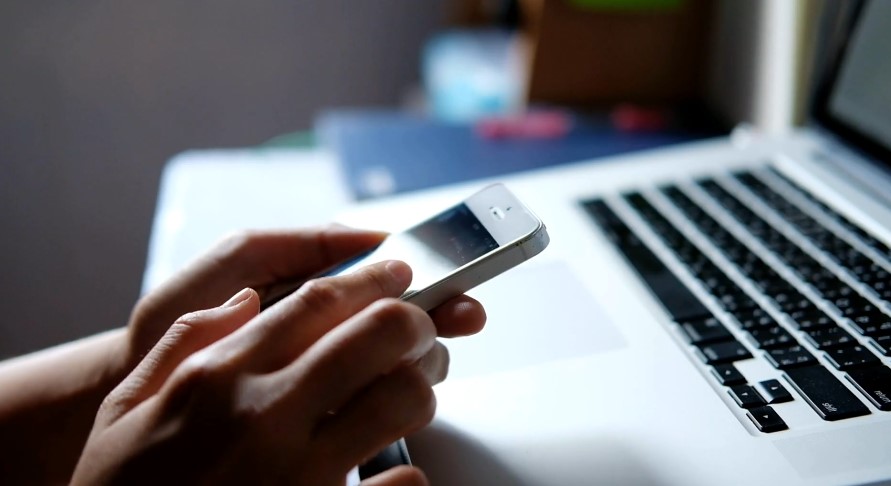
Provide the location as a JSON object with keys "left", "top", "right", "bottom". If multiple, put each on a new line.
{"left": 336, "top": 2, "right": 891, "bottom": 484}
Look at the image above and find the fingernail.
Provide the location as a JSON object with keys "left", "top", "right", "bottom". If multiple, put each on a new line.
{"left": 385, "top": 260, "right": 412, "bottom": 288}
{"left": 222, "top": 287, "right": 252, "bottom": 308}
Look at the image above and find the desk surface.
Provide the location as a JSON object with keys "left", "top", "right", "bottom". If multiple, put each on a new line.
{"left": 141, "top": 136, "right": 891, "bottom": 486}
{"left": 142, "top": 148, "right": 351, "bottom": 293}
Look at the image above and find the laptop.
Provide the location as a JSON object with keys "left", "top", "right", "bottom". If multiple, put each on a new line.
{"left": 334, "top": 2, "right": 891, "bottom": 484}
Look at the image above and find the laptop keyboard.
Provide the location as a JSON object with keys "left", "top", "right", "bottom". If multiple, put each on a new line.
{"left": 583, "top": 167, "right": 891, "bottom": 433}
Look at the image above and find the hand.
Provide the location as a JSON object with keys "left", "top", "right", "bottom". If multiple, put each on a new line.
{"left": 126, "top": 225, "right": 484, "bottom": 398}
{"left": 73, "top": 239, "right": 485, "bottom": 484}
{"left": 125, "top": 225, "right": 386, "bottom": 368}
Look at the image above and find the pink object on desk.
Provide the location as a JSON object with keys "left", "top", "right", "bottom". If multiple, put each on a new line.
{"left": 475, "top": 111, "right": 572, "bottom": 140}
{"left": 610, "top": 104, "right": 670, "bottom": 132}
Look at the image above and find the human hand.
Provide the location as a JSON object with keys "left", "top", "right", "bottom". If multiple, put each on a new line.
{"left": 73, "top": 257, "right": 484, "bottom": 484}
{"left": 124, "top": 226, "right": 382, "bottom": 368}
{"left": 125, "top": 226, "right": 484, "bottom": 371}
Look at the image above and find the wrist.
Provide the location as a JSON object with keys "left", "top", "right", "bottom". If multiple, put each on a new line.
{"left": 77, "top": 327, "right": 134, "bottom": 396}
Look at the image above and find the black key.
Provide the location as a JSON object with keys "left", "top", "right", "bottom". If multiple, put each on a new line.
{"left": 698, "top": 340, "right": 752, "bottom": 365}
{"left": 871, "top": 334, "right": 891, "bottom": 356}
{"left": 846, "top": 366, "right": 891, "bottom": 411}
{"left": 784, "top": 366, "right": 870, "bottom": 421}
{"left": 848, "top": 312, "right": 891, "bottom": 337}
{"left": 803, "top": 326, "right": 856, "bottom": 350}
{"left": 736, "top": 310, "right": 778, "bottom": 332}
{"left": 819, "top": 285, "right": 857, "bottom": 302}
{"left": 765, "top": 346, "right": 817, "bottom": 369}
{"left": 749, "top": 326, "right": 796, "bottom": 350}
{"left": 712, "top": 364, "right": 746, "bottom": 386}
{"left": 729, "top": 385, "right": 766, "bottom": 409}
{"left": 778, "top": 296, "right": 817, "bottom": 314}
{"left": 841, "top": 300, "right": 879, "bottom": 318}
{"left": 824, "top": 345, "right": 879, "bottom": 371}
{"left": 747, "top": 406, "right": 789, "bottom": 433}
{"left": 583, "top": 200, "right": 711, "bottom": 322}
{"left": 719, "top": 295, "right": 759, "bottom": 313}
{"left": 789, "top": 311, "right": 836, "bottom": 331}
{"left": 680, "top": 316, "right": 733, "bottom": 345}
{"left": 759, "top": 379, "right": 793, "bottom": 404}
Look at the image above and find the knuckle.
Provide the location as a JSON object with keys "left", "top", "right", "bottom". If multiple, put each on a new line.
{"left": 358, "top": 264, "right": 394, "bottom": 298}
{"left": 227, "top": 399, "right": 261, "bottom": 435}
{"left": 213, "top": 230, "right": 260, "bottom": 266}
{"left": 222, "top": 229, "right": 256, "bottom": 252}
{"left": 428, "top": 342, "right": 450, "bottom": 384}
{"left": 169, "top": 315, "right": 199, "bottom": 334}
{"left": 97, "top": 392, "right": 125, "bottom": 421}
{"left": 168, "top": 353, "right": 232, "bottom": 401}
{"left": 368, "top": 299, "right": 430, "bottom": 350}
{"left": 396, "top": 368, "right": 437, "bottom": 425}
{"left": 157, "top": 320, "right": 203, "bottom": 352}
{"left": 296, "top": 278, "right": 342, "bottom": 313}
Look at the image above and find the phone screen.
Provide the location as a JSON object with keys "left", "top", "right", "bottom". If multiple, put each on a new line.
{"left": 332, "top": 203, "right": 499, "bottom": 294}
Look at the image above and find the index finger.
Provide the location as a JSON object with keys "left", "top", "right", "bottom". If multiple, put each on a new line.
{"left": 215, "top": 260, "right": 414, "bottom": 373}
{"left": 135, "top": 225, "right": 387, "bottom": 336}
{"left": 213, "top": 224, "right": 389, "bottom": 288}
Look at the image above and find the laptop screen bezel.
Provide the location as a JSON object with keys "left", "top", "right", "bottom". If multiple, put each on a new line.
{"left": 811, "top": 0, "right": 891, "bottom": 165}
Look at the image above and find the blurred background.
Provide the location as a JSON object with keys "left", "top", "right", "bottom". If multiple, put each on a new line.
{"left": 0, "top": 0, "right": 834, "bottom": 358}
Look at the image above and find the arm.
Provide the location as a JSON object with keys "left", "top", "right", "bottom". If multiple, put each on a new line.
{"left": 71, "top": 261, "right": 456, "bottom": 485}
{"left": 0, "top": 225, "right": 389, "bottom": 484}
{"left": 0, "top": 225, "right": 485, "bottom": 484}
{"left": 0, "top": 329, "right": 129, "bottom": 484}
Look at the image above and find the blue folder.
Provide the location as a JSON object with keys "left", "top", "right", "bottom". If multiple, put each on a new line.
{"left": 316, "top": 109, "right": 716, "bottom": 200}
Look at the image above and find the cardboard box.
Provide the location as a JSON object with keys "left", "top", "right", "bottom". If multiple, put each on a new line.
{"left": 521, "top": 0, "right": 714, "bottom": 105}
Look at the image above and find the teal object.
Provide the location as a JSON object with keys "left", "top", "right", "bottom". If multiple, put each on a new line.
{"left": 422, "top": 30, "right": 523, "bottom": 122}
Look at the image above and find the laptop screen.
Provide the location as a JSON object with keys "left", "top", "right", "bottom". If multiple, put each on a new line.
{"left": 816, "top": 0, "right": 891, "bottom": 162}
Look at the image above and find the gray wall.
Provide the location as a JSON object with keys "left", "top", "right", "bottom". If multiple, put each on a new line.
{"left": 0, "top": 1, "right": 447, "bottom": 358}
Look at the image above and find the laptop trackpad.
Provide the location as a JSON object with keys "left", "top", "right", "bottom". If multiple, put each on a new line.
{"left": 445, "top": 261, "right": 626, "bottom": 380}
{"left": 775, "top": 419, "right": 891, "bottom": 479}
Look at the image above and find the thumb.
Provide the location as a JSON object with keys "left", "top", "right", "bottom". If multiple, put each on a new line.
{"left": 99, "top": 288, "right": 260, "bottom": 426}
{"left": 360, "top": 466, "right": 429, "bottom": 486}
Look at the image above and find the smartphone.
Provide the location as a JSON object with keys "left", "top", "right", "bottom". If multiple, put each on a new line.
{"left": 262, "top": 183, "right": 549, "bottom": 312}
{"left": 332, "top": 183, "right": 548, "bottom": 483}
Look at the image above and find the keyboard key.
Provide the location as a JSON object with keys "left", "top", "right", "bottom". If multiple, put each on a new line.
{"left": 765, "top": 346, "right": 817, "bottom": 369}
{"left": 729, "top": 385, "right": 766, "bottom": 409}
{"left": 788, "top": 309, "right": 834, "bottom": 330}
{"left": 784, "top": 366, "right": 870, "bottom": 421}
{"left": 584, "top": 199, "right": 711, "bottom": 322}
{"left": 758, "top": 379, "right": 794, "bottom": 404}
{"left": 824, "top": 345, "right": 879, "bottom": 371}
{"left": 680, "top": 316, "right": 733, "bottom": 345}
{"left": 848, "top": 312, "right": 891, "bottom": 337}
{"left": 846, "top": 366, "right": 891, "bottom": 411}
{"left": 870, "top": 334, "right": 891, "bottom": 356}
{"left": 778, "top": 296, "right": 817, "bottom": 314}
{"left": 747, "top": 406, "right": 788, "bottom": 433}
{"left": 698, "top": 341, "right": 752, "bottom": 365}
{"left": 748, "top": 326, "right": 796, "bottom": 350}
{"left": 840, "top": 300, "right": 880, "bottom": 319}
{"left": 803, "top": 326, "right": 856, "bottom": 350}
{"left": 736, "top": 309, "right": 779, "bottom": 331}
{"left": 712, "top": 364, "right": 746, "bottom": 386}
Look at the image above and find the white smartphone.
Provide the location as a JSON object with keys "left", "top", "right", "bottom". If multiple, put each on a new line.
{"left": 334, "top": 183, "right": 548, "bottom": 483}
{"left": 261, "top": 183, "right": 549, "bottom": 311}
{"left": 327, "top": 183, "right": 548, "bottom": 310}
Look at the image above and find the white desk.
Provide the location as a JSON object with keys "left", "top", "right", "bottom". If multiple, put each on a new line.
{"left": 143, "top": 146, "right": 626, "bottom": 485}
{"left": 142, "top": 148, "right": 351, "bottom": 293}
